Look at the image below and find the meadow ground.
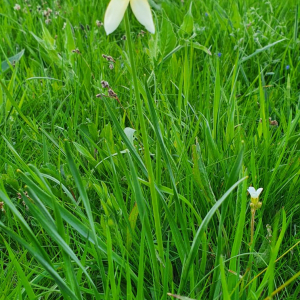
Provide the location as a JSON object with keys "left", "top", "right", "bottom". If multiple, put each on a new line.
{"left": 0, "top": 0, "right": 299, "bottom": 299}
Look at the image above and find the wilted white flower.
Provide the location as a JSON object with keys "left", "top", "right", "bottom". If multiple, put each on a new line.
{"left": 45, "top": 18, "right": 51, "bottom": 25}
{"left": 104, "top": 0, "right": 155, "bottom": 35}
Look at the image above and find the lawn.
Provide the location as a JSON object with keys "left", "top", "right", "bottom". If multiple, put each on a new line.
{"left": 0, "top": 0, "right": 299, "bottom": 299}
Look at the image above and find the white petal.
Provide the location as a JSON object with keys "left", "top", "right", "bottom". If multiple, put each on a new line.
{"left": 256, "top": 188, "right": 263, "bottom": 197}
{"left": 247, "top": 187, "right": 256, "bottom": 197}
{"left": 130, "top": 0, "right": 155, "bottom": 33}
{"left": 104, "top": 0, "right": 130, "bottom": 35}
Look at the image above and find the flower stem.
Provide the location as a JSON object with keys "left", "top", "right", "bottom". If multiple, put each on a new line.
{"left": 250, "top": 209, "right": 256, "bottom": 245}
{"left": 123, "top": 10, "right": 164, "bottom": 273}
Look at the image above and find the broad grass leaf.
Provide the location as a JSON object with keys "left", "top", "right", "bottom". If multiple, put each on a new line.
{"left": 190, "top": 41, "right": 212, "bottom": 56}
{"left": 126, "top": 203, "right": 139, "bottom": 250}
{"left": 179, "top": 3, "right": 194, "bottom": 36}
{"left": 64, "top": 20, "right": 76, "bottom": 55}
{"left": 220, "top": 255, "right": 231, "bottom": 299}
{"left": 160, "top": 15, "right": 177, "bottom": 59}
{"left": 225, "top": 145, "right": 244, "bottom": 190}
{"left": 192, "top": 143, "right": 216, "bottom": 203}
{"left": 73, "top": 141, "right": 97, "bottom": 165}
{"left": 0, "top": 49, "right": 25, "bottom": 73}
{"left": 178, "top": 176, "right": 248, "bottom": 292}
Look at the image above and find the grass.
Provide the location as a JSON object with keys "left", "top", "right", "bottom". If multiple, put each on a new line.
{"left": 0, "top": 0, "right": 299, "bottom": 299}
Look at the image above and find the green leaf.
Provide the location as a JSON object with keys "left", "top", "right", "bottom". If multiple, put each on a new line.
{"left": 124, "top": 127, "right": 136, "bottom": 145}
{"left": 179, "top": 2, "right": 194, "bottom": 36}
{"left": 225, "top": 145, "right": 244, "bottom": 190}
{"left": 0, "top": 222, "right": 77, "bottom": 299}
{"left": 24, "top": 165, "right": 99, "bottom": 298}
{"left": 73, "top": 142, "right": 97, "bottom": 164}
{"left": 192, "top": 142, "right": 216, "bottom": 203}
{"left": 0, "top": 190, "right": 77, "bottom": 299}
{"left": 64, "top": 141, "right": 107, "bottom": 289}
{"left": 16, "top": 168, "right": 139, "bottom": 284}
{"left": 0, "top": 84, "right": 38, "bottom": 134}
{"left": 160, "top": 15, "right": 177, "bottom": 58}
{"left": 126, "top": 203, "right": 139, "bottom": 250}
{"left": 4, "top": 240, "right": 36, "bottom": 300}
{"left": 127, "top": 154, "right": 160, "bottom": 293}
{"left": 220, "top": 255, "right": 231, "bottom": 300}
{"left": 0, "top": 49, "right": 25, "bottom": 73}
{"left": 65, "top": 20, "right": 76, "bottom": 55}
{"left": 189, "top": 41, "right": 212, "bottom": 56}
{"left": 178, "top": 176, "right": 248, "bottom": 292}
{"left": 240, "top": 39, "right": 286, "bottom": 63}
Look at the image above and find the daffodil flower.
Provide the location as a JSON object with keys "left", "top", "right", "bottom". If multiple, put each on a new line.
{"left": 104, "top": 0, "right": 155, "bottom": 35}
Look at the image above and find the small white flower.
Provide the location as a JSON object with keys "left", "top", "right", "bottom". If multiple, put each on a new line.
{"left": 96, "top": 20, "right": 103, "bottom": 27}
{"left": 104, "top": 0, "right": 155, "bottom": 35}
{"left": 45, "top": 18, "right": 51, "bottom": 25}
{"left": 247, "top": 187, "right": 263, "bottom": 199}
{"left": 14, "top": 4, "right": 21, "bottom": 10}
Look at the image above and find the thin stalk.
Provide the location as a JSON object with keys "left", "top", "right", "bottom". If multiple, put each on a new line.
{"left": 250, "top": 209, "right": 256, "bottom": 245}
{"left": 123, "top": 11, "right": 164, "bottom": 268}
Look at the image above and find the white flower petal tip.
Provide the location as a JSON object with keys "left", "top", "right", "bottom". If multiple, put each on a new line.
{"left": 247, "top": 187, "right": 263, "bottom": 199}
{"left": 104, "top": 0, "right": 130, "bottom": 35}
{"left": 130, "top": 0, "right": 155, "bottom": 33}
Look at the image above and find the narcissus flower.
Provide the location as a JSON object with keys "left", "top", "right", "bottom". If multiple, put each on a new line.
{"left": 104, "top": 0, "right": 155, "bottom": 35}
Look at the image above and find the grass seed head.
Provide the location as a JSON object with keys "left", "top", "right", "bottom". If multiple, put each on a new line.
{"left": 108, "top": 88, "right": 117, "bottom": 98}
{"left": 101, "top": 80, "right": 109, "bottom": 88}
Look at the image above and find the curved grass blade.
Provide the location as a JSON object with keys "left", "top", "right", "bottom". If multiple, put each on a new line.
{"left": 0, "top": 189, "right": 77, "bottom": 299}
{"left": 0, "top": 222, "right": 77, "bottom": 299}
{"left": 17, "top": 168, "right": 139, "bottom": 283}
{"left": 3, "top": 240, "right": 36, "bottom": 299}
{"left": 178, "top": 176, "right": 248, "bottom": 292}
{"left": 102, "top": 95, "right": 187, "bottom": 261}
{"left": 220, "top": 255, "right": 231, "bottom": 300}
{"left": 21, "top": 183, "right": 100, "bottom": 298}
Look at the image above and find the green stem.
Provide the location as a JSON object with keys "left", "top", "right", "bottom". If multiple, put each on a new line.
{"left": 250, "top": 209, "right": 256, "bottom": 246}
{"left": 123, "top": 10, "right": 164, "bottom": 271}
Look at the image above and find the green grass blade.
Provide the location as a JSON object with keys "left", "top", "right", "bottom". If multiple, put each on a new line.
{"left": 178, "top": 176, "right": 248, "bottom": 292}
{"left": 3, "top": 240, "right": 36, "bottom": 299}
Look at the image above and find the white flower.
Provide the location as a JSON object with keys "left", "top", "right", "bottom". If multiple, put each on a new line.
{"left": 14, "top": 4, "right": 21, "bottom": 10}
{"left": 96, "top": 20, "right": 103, "bottom": 27}
{"left": 104, "top": 0, "right": 155, "bottom": 35}
{"left": 247, "top": 187, "right": 263, "bottom": 199}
